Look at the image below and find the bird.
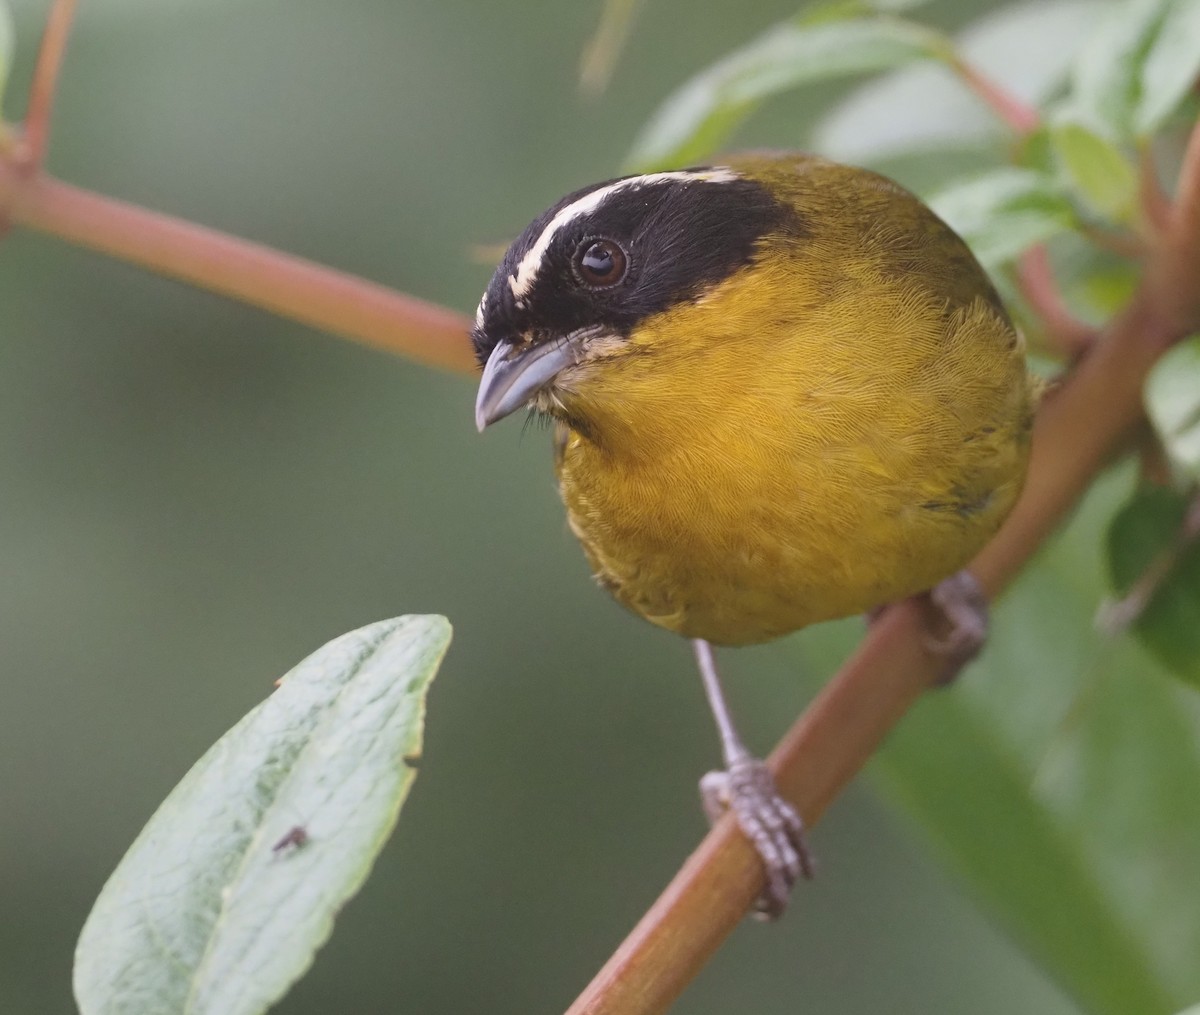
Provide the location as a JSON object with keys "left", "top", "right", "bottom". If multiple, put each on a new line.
{"left": 471, "top": 152, "right": 1036, "bottom": 918}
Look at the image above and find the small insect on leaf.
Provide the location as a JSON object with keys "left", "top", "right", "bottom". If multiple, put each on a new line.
{"left": 272, "top": 826, "right": 310, "bottom": 853}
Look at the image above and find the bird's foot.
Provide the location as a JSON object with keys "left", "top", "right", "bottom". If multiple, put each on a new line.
{"left": 865, "top": 569, "right": 989, "bottom": 686}
{"left": 923, "top": 569, "right": 989, "bottom": 685}
{"left": 700, "top": 756, "right": 814, "bottom": 920}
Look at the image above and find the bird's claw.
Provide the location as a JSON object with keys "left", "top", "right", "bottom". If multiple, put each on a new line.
{"left": 700, "top": 757, "right": 814, "bottom": 920}
{"left": 867, "top": 570, "right": 990, "bottom": 686}
{"left": 924, "top": 569, "right": 989, "bottom": 684}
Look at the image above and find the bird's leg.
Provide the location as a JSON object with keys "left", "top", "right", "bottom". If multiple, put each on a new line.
{"left": 692, "top": 638, "right": 814, "bottom": 920}
{"left": 867, "top": 569, "right": 989, "bottom": 686}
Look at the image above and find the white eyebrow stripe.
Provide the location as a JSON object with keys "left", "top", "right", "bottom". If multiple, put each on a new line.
{"left": 475, "top": 290, "right": 488, "bottom": 328}
{"left": 507, "top": 168, "right": 740, "bottom": 300}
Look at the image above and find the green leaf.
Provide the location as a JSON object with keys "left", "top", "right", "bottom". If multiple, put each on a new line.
{"left": 1079, "top": 261, "right": 1141, "bottom": 317}
{"left": 0, "top": 0, "right": 14, "bottom": 113}
{"left": 1051, "top": 121, "right": 1138, "bottom": 222}
{"left": 796, "top": 468, "right": 1200, "bottom": 1014}
{"left": 928, "top": 168, "right": 1077, "bottom": 269}
{"left": 1136, "top": 0, "right": 1200, "bottom": 135}
{"left": 1108, "top": 485, "right": 1200, "bottom": 686}
{"left": 1014, "top": 123, "right": 1060, "bottom": 174}
{"left": 1146, "top": 336, "right": 1200, "bottom": 479}
{"left": 74, "top": 615, "right": 452, "bottom": 1015}
{"left": 813, "top": 1, "right": 1100, "bottom": 162}
{"left": 1071, "top": 0, "right": 1169, "bottom": 139}
{"left": 627, "top": 14, "right": 952, "bottom": 171}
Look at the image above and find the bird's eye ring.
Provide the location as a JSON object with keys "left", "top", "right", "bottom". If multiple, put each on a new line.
{"left": 575, "top": 238, "right": 628, "bottom": 288}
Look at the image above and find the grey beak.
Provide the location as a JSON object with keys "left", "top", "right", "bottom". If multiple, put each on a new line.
{"left": 474, "top": 337, "right": 579, "bottom": 431}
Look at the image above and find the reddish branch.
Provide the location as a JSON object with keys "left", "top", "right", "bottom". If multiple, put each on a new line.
{"left": 948, "top": 56, "right": 1040, "bottom": 136}
{"left": 1015, "top": 246, "right": 1097, "bottom": 359}
{"left": 19, "top": 0, "right": 78, "bottom": 170}
{"left": 1138, "top": 145, "right": 1173, "bottom": 237}
{"left": 563, "top": 120, "right": 1200, "bottom": 1014}
{"left": 948, "top": 58, "right": 1103, "bottom": 362}
{"left": 0, "top": 167, "right": 476, "bottom": 373}
{"left": 1155, "top": 121, "right": 1200, "bottom": 330}
{"left": 0, "top": 0, "right": 475, "bottom": 374}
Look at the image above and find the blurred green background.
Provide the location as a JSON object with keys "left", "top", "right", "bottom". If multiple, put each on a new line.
{"left": 0, "top": 0, "right": 1118, "bottom": 1011}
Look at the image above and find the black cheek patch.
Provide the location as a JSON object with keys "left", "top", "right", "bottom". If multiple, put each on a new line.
{"left": 471, "top": 173, "right": 800, "bottom": 363}
{"left": 539, "top": 177, "right": 797, "bottom": 338}
{"left": 617, "top": 179, "right": 796, "bottom": 324}
{"left": 471, "top": 177, "right": 631, "bottom": 365}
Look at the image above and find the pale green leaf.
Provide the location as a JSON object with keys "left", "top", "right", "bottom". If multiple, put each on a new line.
{"left": 1136, "top": 0, "right": 1200, "bottom": 134}
{"left": 1051, "top": 121, "right": 1138, "bottom": 221}
{"left": 1016, "top": 124, "right": 1060, "bottom": 175}
{"left": 1071, "top": 0, "right": 1170, "bottom": 139}
{"left": 1079, "top": 261, "right": 1141, "bottom": 317}
{"left": 928, "top": 168, "right": 1077, "bottom": 269}
{"left": 813, "top": 1, "right": 1102, "bottom": 162}
{"left": 1107, "top": 485, "right": 1200, "bottom": 687}
{"left": 74, "top": 616, "right": 452, "bottom": 1015}
{"left": 627, "top": 15, "right": 952, "bottom": 171}
{"left": 1146, "top": 337, "right": 1200, "bottom": 479}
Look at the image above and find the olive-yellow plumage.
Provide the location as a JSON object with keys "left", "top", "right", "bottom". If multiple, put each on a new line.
{"left": 546, "top": 155, "right": 1033, "bottom": 645}
{"left": 472, "top": 151, "right": 1037, "bottom": 915}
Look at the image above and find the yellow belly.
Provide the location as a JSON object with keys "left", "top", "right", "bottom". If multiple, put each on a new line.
{"left": 554, "top": 294, "right": 1034, "bottom": 646}
{"left": 558, "top": 443, "right": 1026, "bottom": 645}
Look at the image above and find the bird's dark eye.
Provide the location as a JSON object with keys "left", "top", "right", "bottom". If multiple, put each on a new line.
{"left": 575, "top": 239, "right": 627, "bottom": 287}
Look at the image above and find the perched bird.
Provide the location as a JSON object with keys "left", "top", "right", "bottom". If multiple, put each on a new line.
{"left": 472, "top": 153, "right": 1035, "bottom": 917}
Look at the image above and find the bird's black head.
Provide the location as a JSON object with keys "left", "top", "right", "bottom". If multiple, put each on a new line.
{"left": 471, "top": 167, "right": 793, "bottom": 428}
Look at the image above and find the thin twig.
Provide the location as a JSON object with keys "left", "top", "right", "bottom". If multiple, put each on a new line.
{"left": 579, "top": 0, "right": 643, "bottom": 98}
{"left": 1136, "top": 428, "right": 1174, "bottom": 487}
{"left": 1014, "top": 246, "right": 1097, "bottom": 359}
{"left": 20, "top": 0, "right": 79, "bottom": 170}
{"left": 1080, "top": 223, "right": 1146, "bottom": 260}
{"left": 1138, "top": 144, "right": 1172, "bottom": 237}
{"left": 1174, "top": 120, "right": 1200, "bottom": 243}
{"left": 1155, "top": 118, "right": 1200, "bottom": 333}
{"left": 948, "top": 56, "right": 1039, "bottom": 136}
{"left": 0, "top": 165, "right": 476, "bottom": 373}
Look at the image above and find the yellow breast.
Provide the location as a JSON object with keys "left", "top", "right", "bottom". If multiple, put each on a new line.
{"left": 553, "top": 156, "right": 1035, "bottom": 645}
